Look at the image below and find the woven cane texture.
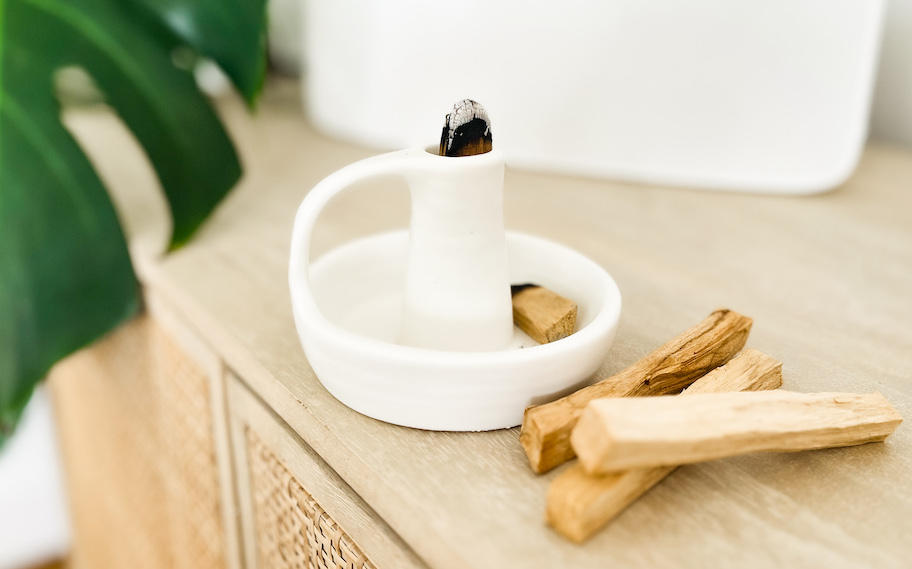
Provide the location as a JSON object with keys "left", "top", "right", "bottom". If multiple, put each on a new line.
{"left": 247, "top": 429, "right": 378, "bottom": 569}
{"left": 50, "top": 315, "right": 225, "bottom": 569}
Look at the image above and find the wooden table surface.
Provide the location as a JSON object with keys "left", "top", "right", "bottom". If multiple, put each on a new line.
{"left": 70, "top": 79, "right": 912, "bottom": 568}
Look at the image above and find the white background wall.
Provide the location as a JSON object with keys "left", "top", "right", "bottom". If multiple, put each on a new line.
{"left": 871, "top": 0, "right": 912, "bottom": 146}
{"left": 0, "top": 389, "right": 70, "bottom": 569}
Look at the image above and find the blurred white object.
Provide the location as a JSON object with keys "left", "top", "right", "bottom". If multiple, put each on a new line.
{"left": 269, "top": 0, "right": 304, "bottom": 74}
{"left": 194, "top": 58, "right": 232, "bottom": 98}
{"left": 872, "top": 0, "right": 912, "bottom": 146}
{"left": 302, "top": 0, "right": 885, "bottom": 194}
{"left": 0, "top": 387, "right": 70, "bottom": 569}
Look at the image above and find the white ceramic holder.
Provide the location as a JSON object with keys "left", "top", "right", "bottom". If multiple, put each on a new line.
{"left": 289, "top": 146, "right": 622, "bottom": 431}
{"left": 397, "top": 147, "right": 513, "bottom": 351}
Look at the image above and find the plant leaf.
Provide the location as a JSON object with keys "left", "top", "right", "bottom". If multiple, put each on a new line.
{"left": 126, "top": 0, "right": 268, "bottom": 105}
{"left": 0, "top": 0, "right": 267, "bottom": 443}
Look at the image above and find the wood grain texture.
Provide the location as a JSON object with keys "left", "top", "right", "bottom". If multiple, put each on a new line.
{"left": 227, "top": 375, "right": 426, "bottom": 569}
{"left": 511, "top": 285, "right": 578, "bottom": 344}
{"left": 521, "top": 309, "right": 753, "bottom": 473}
{"left": 549, "top": 349, "right": 783, "bottom": 543}
{"left": 49, "top": 316, "right": 226, "bottom": 569}
{"left": 574, "top": 390, "right": 902, "bottom": 474}
{"left": 71, "top": 79, "right": 912, "bottom": 568}
{"left": 681, "top": 348, "right": 783, "bottom": 396}
{"left": 145, "top": 293, "right": 244, "bottom": 569}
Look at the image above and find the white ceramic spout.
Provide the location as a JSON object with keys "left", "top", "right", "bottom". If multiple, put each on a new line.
{"left": 397, "top": 148, "right": 513, "bottom": 351}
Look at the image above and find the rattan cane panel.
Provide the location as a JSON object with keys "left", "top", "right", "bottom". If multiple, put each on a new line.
{"left": 50, "top": 314, "right": 225, "bottom": 569}
{"left": 247, "top": 429, "right": 378, "bottom": 569}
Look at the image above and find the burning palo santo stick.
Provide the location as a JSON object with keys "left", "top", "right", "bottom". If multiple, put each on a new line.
{"left": 572, "top": 390, "right": 902, "bottom": 475}
{"left": 521, "top": 309, "right": 753, "bottom": 474}
{"left": 546, "top": 348, "right": 783, "bottom": 543}
{"left": 511, "top": 284, "right": 578, "bottom": 344}
{"left": 439, "top": 99, "right": 493, "bottom": 157}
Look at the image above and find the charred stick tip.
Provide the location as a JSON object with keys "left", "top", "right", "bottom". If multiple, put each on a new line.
{"left": 439, "top": 99, "right": 493, "bottom": 157}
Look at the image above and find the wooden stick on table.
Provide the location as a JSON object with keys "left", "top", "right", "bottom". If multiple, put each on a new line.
{"left": 521, "top": 309, "right": 753, "bottom": 473}
{"left": 546, "top": 348, "right": 783, "bottom": 543}
{"left": 572, "top": 390, "right": 902, "bottom": 475}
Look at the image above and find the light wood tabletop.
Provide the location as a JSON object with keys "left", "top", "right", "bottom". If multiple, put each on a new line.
{"left": 69, "top": 79, "right": 912, "bottom": 568}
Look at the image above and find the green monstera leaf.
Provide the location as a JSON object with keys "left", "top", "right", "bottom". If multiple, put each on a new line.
{"left": 0, "top": 0, "right": 267, "bottom": 443}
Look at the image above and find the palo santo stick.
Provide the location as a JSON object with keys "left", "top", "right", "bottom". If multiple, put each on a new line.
{"left": 573, "top": 390, "right": 902, "bottom": 475}
{"left": 511, "top": 284, "right": 577, "bottom": 344}
{"left": 521, "top": 309, "right": 753, "bottom": 473}
{"left": 547, "top": 348, "right": 782, "bottom": 543}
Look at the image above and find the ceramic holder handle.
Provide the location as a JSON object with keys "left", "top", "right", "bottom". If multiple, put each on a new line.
{"left": 289, "top": 146, "right": 513, "bottom": 353}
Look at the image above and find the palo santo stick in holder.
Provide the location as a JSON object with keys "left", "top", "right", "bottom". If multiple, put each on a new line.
{"left": 511, "top": 284, "right": 577, "bottom": 344}
{"left": 521, "top": 309, "right": 753, "bottom": 473}
{"left": 546, "top": 348, "right": 782, "bottom": 543}
{"left": 572, "top": 390, "right": 902, "bottom": 474}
